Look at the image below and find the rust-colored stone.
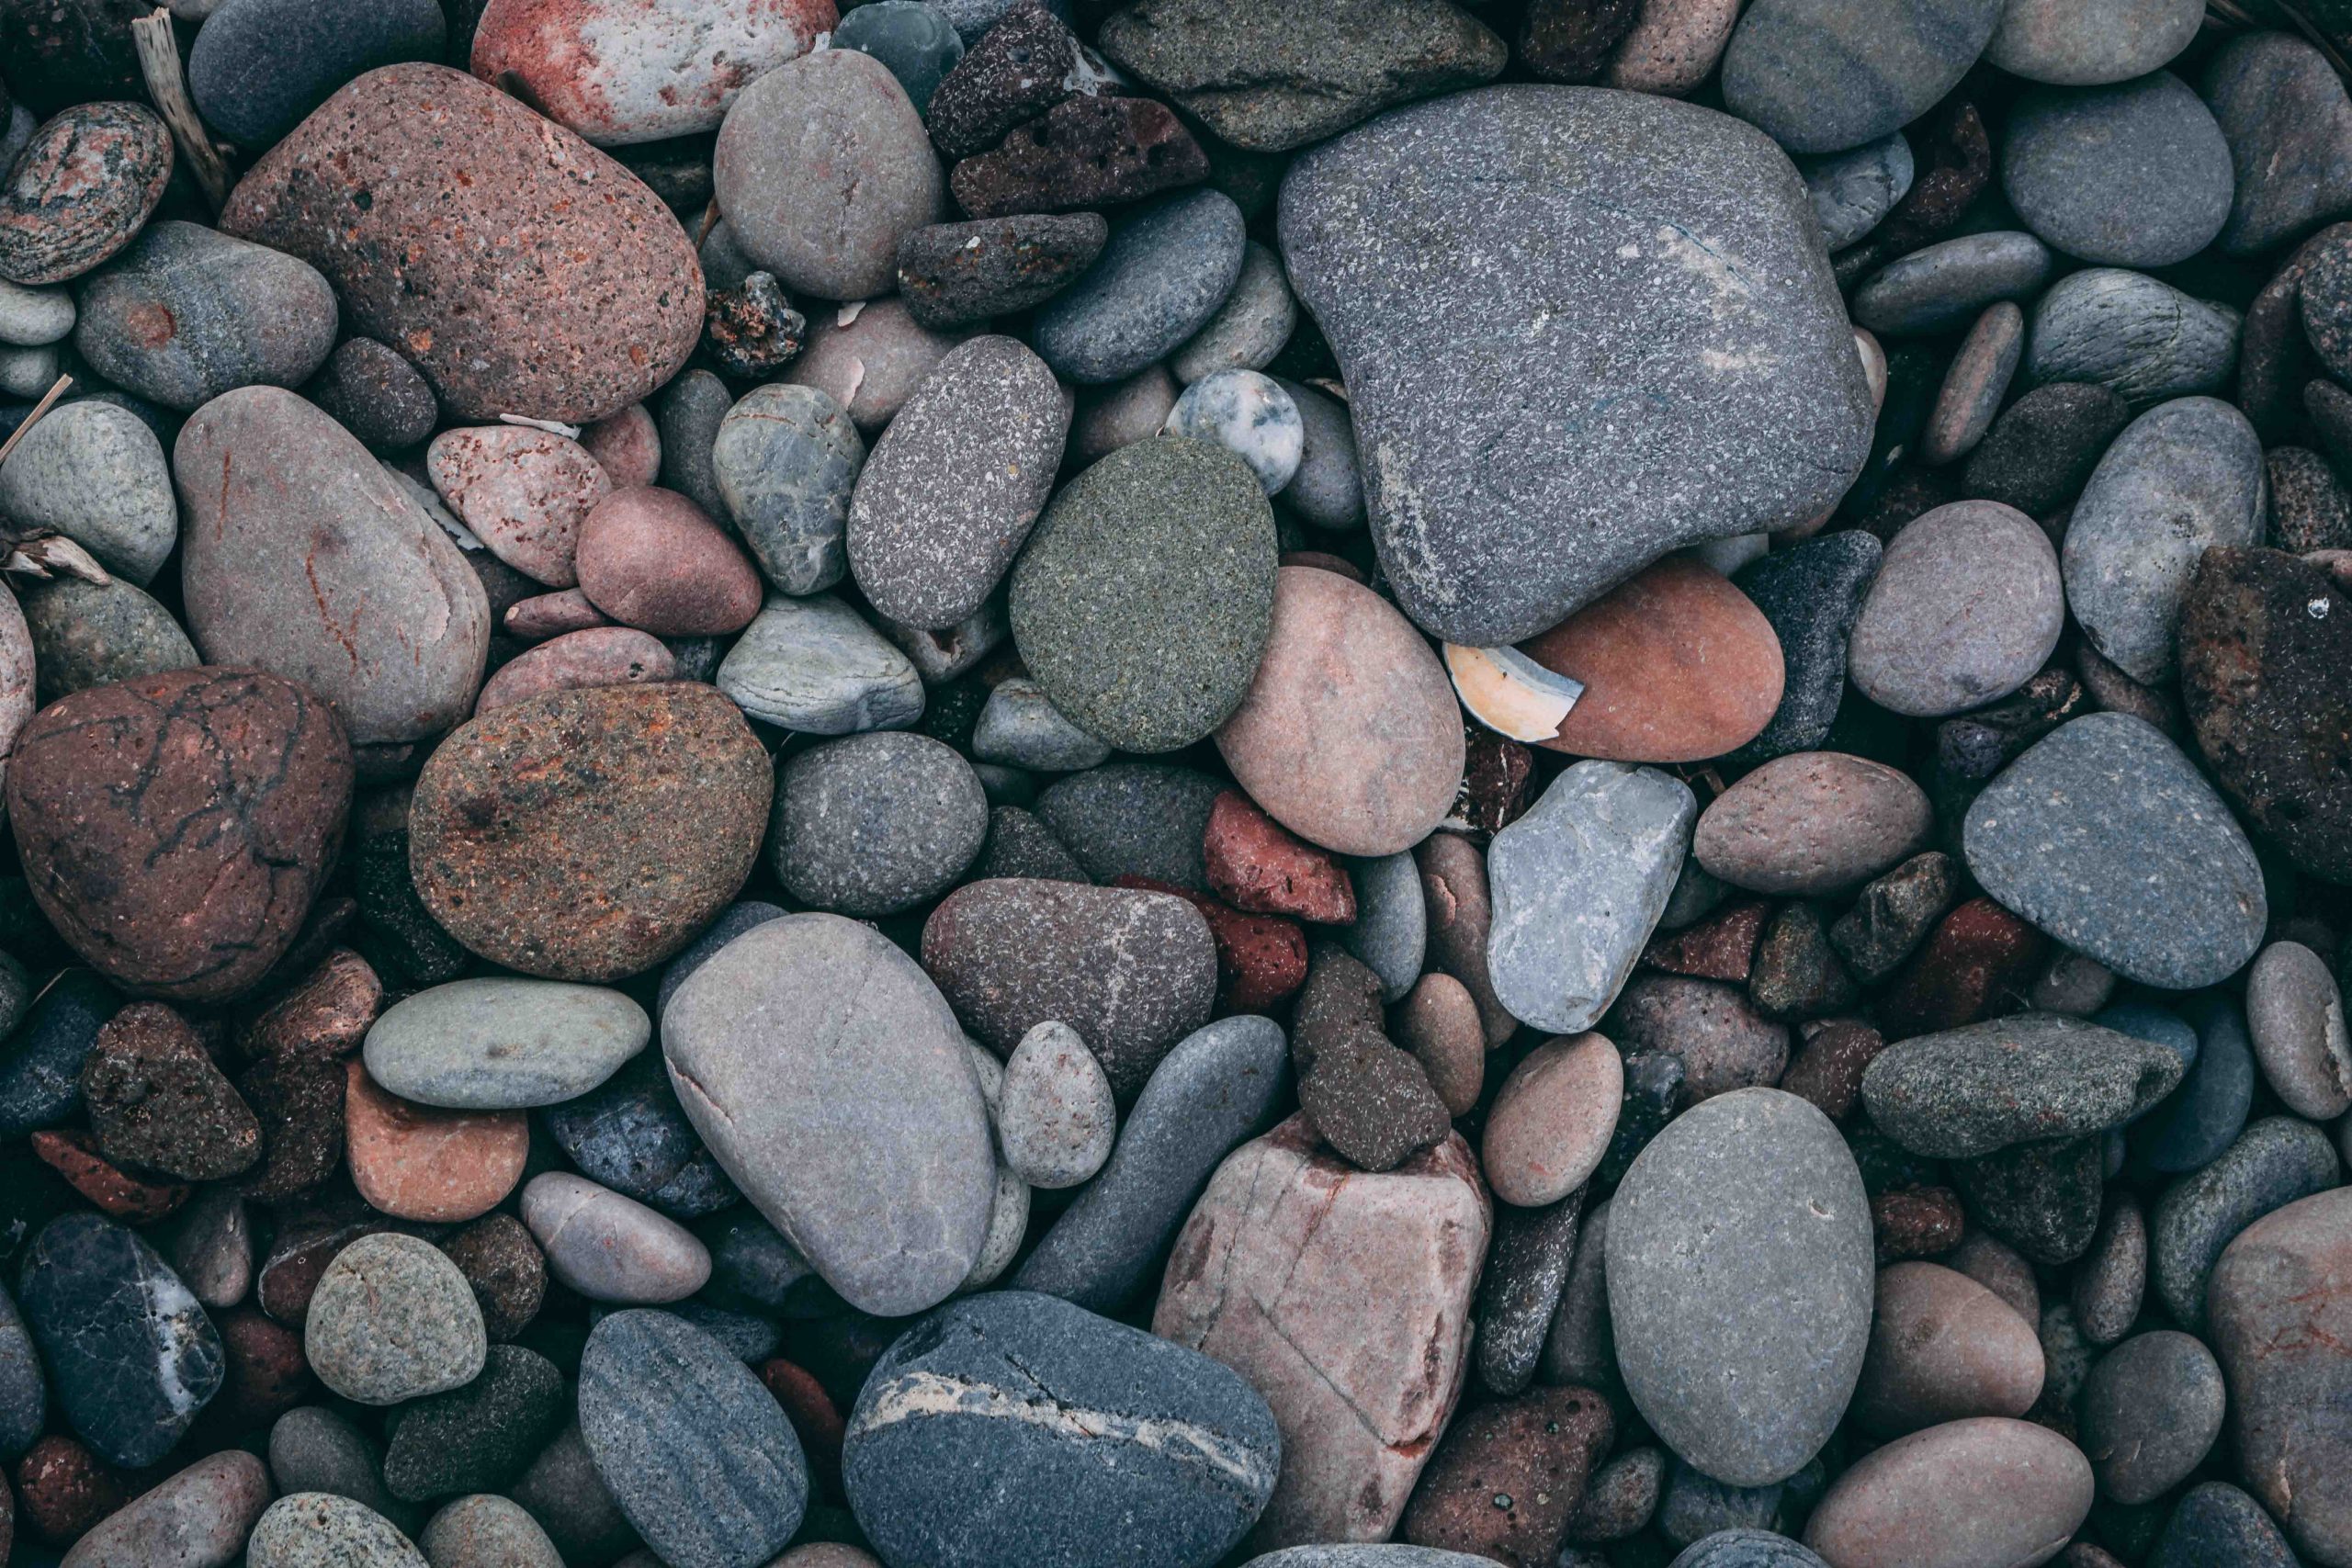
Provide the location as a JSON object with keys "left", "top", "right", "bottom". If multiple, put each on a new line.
{"left": 1400, "top": 1385, "right": 1613, "bottom": 1566}
{"left": 235, "top": 947, "right": 383, "bottom": 1065}
{"left": 1204, "top": 790, "right": 1357, "bottom": 923}
{"left": 16, "top": 1435, "right": 127, "bottom": 1548}
{"left": 345, "top": 1060, "right": 529, "bottom": 1223}
{"left": 1878, "top": 897, "right": 2048, "bottom": 1041}
{"left": 1642, "top": 899, "right": 1767, "bottom": 982}
{"left": 1872, "top": 1185, "right": 1965, "bottom": 1262}
{"left": 29, "top": 1130, "right": 189, "bottom": 1222}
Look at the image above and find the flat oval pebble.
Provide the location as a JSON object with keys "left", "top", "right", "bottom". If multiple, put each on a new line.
{"left": 247, "top": 1495, "right": 427, "bottom": 1568}
{"left": 996, "top": 1021, "right": 1116, "bottom": 1190}
{"left": 577, "top": 1309, "right": 807, "bottom": 1568}
{"left": 365, "top": 978, "right": 650, "bottom": 1110}
{"left": 2022, "top": 268, "right": 2241, "bottom": 404}
{"left": 1848, "top": 501, "right": 2064, "bottom": 717}
{"left": 178, "top": 387, "right": 490, "bottom": 745}
{"left": 1032, "top": 189, "right": 1247, "bottom": 385}
{"left": 718, "top": 593, "right": 926, "bottom": 733}
{"left": 1802, "top": 1417, "right": 2092, "bottom": 1568}
{"left": 1720, "top": 0, "right": 2003, "bottom": 154}
{"left": 2077, "top": 1329, "right": 2223, "bottom": 1505}
{"left": 2207, "top": 32, "right": 2352, "bottom": 257}
{"left": 189, "top": 0, "right": 443, "bottom": 149}
{"left": 574, "top": 486, "right": 763, "bottom": 637}
{"left": 59, "top": 1449, "right": 272, "bottom": 1568}
{"left": 1860, "top": 1013, "right": 2184, "bottom": 1158}
{"left": 1850, "top": 1262, "right": 2044, "bottom": 1436}
{"left": 1964, "top": 712, "right": 2265, "bottom": 989}
{"left": 713, "top": 382, "right": 865, "bottom": 595}
{"left": 1012, "top": 435, "right": 1275, "bottom": 754}
{"left": 346, "top": 1061, "right": 527, "bottom": 1222}
{"left": 0, "top": 103, "right": 173, "bottom": 287}
{"left": 306, "top": 338, "right": 440, "bottom": 451}
{"left": 1693, "top": 752, "right": 1930, "bottom": 896}
{"left": 1986, "top": 0, "right": 2200, "bottom": 82}
{"left": 1609, "top": 1089, "right": 1872, "bottom": 1487}
{"left": 846, "top": 1291, "right": 1280, "bottom": 1568}
{"left": 469, "top": 0, "right": 831, "bottom": 145}
{"left": 417, "top": 1494, "right": 563, "bottom": 1568}
{"left": 2001, "top": 73, "right": 2232, "bottom": 267}
{"left": 848, "top": 334, "right": 1069, "bottom": 629}
{"left": 2149, "top": 1115, "right": 2341, "bottom": 1329}
{"left": 666, "top": 913, "right": 997, "bottom": 1316}
{"left": 1852, "top": 233, "right": 2053, "bottom": 336}
{"left": 714, "top": 49, "right": 943, "bottom": 301}
{"left": 1216, "top": 565, "right": 1464, "bottom": 857}
{"left": 520, "top": 1173, "right": 710, "bottom": 1304}
{"left": 410, "top": 682, "right": 771, "bottom": 981}
{"left": 74, "top": 221, "right": 338, "bottom": 411}
{"left": 222, "top": 64, "right": 703, "bottom": 423}
{"left": 426, "top": 426, "right": 613, "bottom": 590}
{"left": 2245, "top": 940, "right": 2352, "bottom": 1120}
{"left": 771, "top": 732, "right": 989, "bottom": 918}
{"left": 304, "top": 1233, "right": 485, "bottom": 1406}
{"left": 0, "top": 398, "right": 177, "bottom": 584}
{"left": 1483, "top": 1032, "right": 1623, "bottom": 1207}
{"left": 1918, "top": 303, "right": 2023, "bottom": 467}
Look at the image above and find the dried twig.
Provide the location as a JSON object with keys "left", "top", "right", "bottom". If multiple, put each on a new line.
{"left": 130, "top": 7, "right": 233, "bottom": 212}
{"left": 0, "top": 374, "right": 72, "bottom": 470}
{"left": 496, "top": 412, "right": 583, "bottom": 439}
{"left": 2, "top": 535, "right": 112, "bottom": 586}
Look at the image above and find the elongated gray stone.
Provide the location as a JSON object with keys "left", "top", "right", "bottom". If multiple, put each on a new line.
{"left": 1860, "top": 1014, "right": 2186, "bottom": 1159}
{"left": 663, "top": 913, "right": 996, "bottom": 1317}
{"left": 74, "top": 220, "right": 339, "bottom": 411}
{"left": 0, "top": 400, "right": 177, "bottom": 585}
{"left": 364, "top": 979, "right": 650, "bottom": 1110}
{"left": 1487, "top": 761, "right": 1695, "bottom": 1035}
{"left": 1277, "top": 85, "right": 1871, "bottom": 646}
{"left": 2150, "top": 1115, "right": 2339, "bottom": 1329}
{"left": 2023, "top": 268, "right": 2240, "bottom": 404}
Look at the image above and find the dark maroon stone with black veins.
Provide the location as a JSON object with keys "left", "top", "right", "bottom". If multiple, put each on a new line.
{"left": 6, "top": 668, "right": 354, "bottom": 1005}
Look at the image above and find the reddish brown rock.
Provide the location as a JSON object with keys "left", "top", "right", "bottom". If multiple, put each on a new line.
{"left": 1419, "top": 833, "right": 1514, "bottom": 1045}
{"left": 235, "top": 1054, "right": 348, "bottom": 1201}
{"left": 441, "top": 1213, "right": 548, "bottom": 1341}
{"left": 581, "top": 403, "right": 661, "bottom": 488}
{"left": 236, "top": 947, "right": 381, "bottom": 1064}
{"left": 0, "top": 102, "right": 172, "bottom": 286}
{"left": 1804, "top": 1417, "right": 2092, "bottom": 1567}
{"left": 950, "top": 96, "right": 1208, "bottom": 220}
{"left": 425, "top": 426, "right": 614, "bottom": 589}
{"left": 761, "top": 1358, "right": 845, "bottom": 1500}
{"left": 1449, "top": 728, "right": 1536, "bottom": 835}
{"left": 6, "top": 668, "right": 354, "bottom": 1004}
{"left": 1156, "top": 1117, "right": 1490, "bottom": 1551}
{"left": 1298, "top": 1025, "right": 1453, "bottom": 1174}
{"left": 410, "top": 682, "right": 772, "bottom": 981}
{"left": 1522, "top": 0, "right": 1642, "bottom": 80}
{"left": 221, "top": 63, "right": 705, "bottom": 423}
{"left": 17, "top": 1435, "right": 127, "bottom": 1548}
{"left": 1853, "top": 1261, "right": 2044, "bottom": 1436}
{"left": 1482, "top": 1032, "right": 1623, "bottom": 1208}
{"left": 1642, "top": 899, "right": 1767, "bottom": 982}
{"left": 1878, "top": 897, "right": 2047, "bottom": 1041}
{"left": 29, "top": 1130, "right": 189, "bottom": 1222}
{"left": 1114, "top": 874, "right": 1306, "bottom": 1015}
{"left": 506, "top": 589, "right": 614, "bottom": 640}
{"left": 574, "top": 486, "right": 763, "bottom": 637}
{"left": 81, "top": 1002, "right": 263, "bottom": 1180}
{"left": 1692, "top": 751, "right": 1933, "bottom": 896}
{"left": 1873, "top": 1185, "right": 1965, "bottom": 1261}
{"left": 1521, "top": 555, "right": 1784, "bottom": 762}
{"left": 477, "top": 626, "right": 678, "bottom": 713}
{"left": 1609, "top": 975, "right": 1789, "bottom": 1101}
{"left": 1401, "top": 1385, "right": 1613, "bottom": 1566}
{"left": 205, "top": 1306, "right": 312, "bottom": 1430}
{"left": 345, "top": 1060, "right": 529, "bottom": 1223}
{"left": 1780, "top": 1019, "right": 1885, "bottom": 1120}
{"left": 1396, "top": 971, "right": 1486, "bottom": 1116}
{"left": 1203, "top": 790, "right": 1357, "bottom": 923}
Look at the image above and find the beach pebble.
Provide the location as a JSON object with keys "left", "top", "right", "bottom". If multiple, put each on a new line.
{"left": 1034, "top": 190, "right": 1247, "bottom": 385}
{"left": 1918, "top": 303, "right": 2023, "bottom": 466}
{"left": 345, "top": 1063, "right": 527, "bottom": 1223}
{"left": 2022, "top": 268, "right": 2242, "bottom": 404}
{"left": 1802, "top": 1418, "right": 2092, "bottom": 1567}
{"left": 2149, "top": 1115, "right": 2340, "bottom": 1329}
{"left": 574, "top": 486, "right": 763, "bottom": 637}
{"left": 771, "top": 732, "right": 989, "bottom": 918}
{"left": 475, "top": 626, "right": 677, "bottom": 713}
{"left": 305, "top": 1234, "right": 485, "bottom": 1405}
{"left": 1961, "top": 380, "right": 2131, "bottom": 515}
{"left": 1852, "top": 232, "right": 2054, "bottom": 336}
{"left": 711, "top": 383, "right": 865, "bottom": 597}
{"left": 381, "top": 1344, "right": 565, "bottom": 1503}
{"left": 306, "top": 339, "right": 439, "bottom": 452}
{"left": 0, "top": 277, "right": 72, "bottom": 345}
{"left": 520, "top": 1173, "right": 710, "bottom": 1304}
{"left": 949, "top": 96, "right": 1207, "bottom": 219}
{"left": 972, "top": 679, "right": 1110, "bottom": 772}
{"left": 1483, "top": 1033, "right": 1623, "bottom": 1208}
{"left": 1170, "top": 243, "right": 1297, "bottom": 382}
{"left": 1801, "top": 135, "right": 1914, "bottom": 251}
{"left": 426, "top": 426, "right": 612, "bottom": 590}
{"left": 1850, "top": 1261, "right": 2042, "bottom": 1436}
{"left": 1163, "top": 370, "right": 1304, "bottom": 494}
{"left": 2245, "top": 940, "right": 2352, "bottom": 1121}
{"left": 1987, "top": 0, "right": 2200, "bottom": 82}
{"left": 74, "top": 222, "right": 338, "bottom": 411}
{"left": 897, "top": 213, "right": 1108, "bottom": 331}
{"left": 1720, "top": 0, "right": 2001, "bottom": 154}
{"left": 0, "top": 398, "right": 177, "bottom": 585}
{"left": 2001, "top": 73, "right": 2233, "bottom": 266}
{"left": 2078, "top": 1330, "right": 2223, "bottom": 1504}
{"left": 0, "top": 103, "right": 172, "bottom": 288}
{"left": 187, "top": 0, "right": 443, "bottom": 148}
{"left": 1694, "top": 752, "right": 1930, "bottom": 896}
{"left": 718, "top": 593, "right": 927, "bottom": 734}
{"left": 417, "top": 1495, "right": 563, "bottom": 1568}
{"left": 365, "top": 978, "right": 649, "bottom": 1110}
{"left": 246, "top": 1495, "right": 427, "bottom": 1568}
{"left": 2205, "top": 32, "right": 2352, "bottom": 256}
{"left": 997, "top": 1021, "right": 1116, "bottom": 1190}
{"left": 1848, "top": 501, "right": 2064, "bottom": 716}
{"left": 786, "top": 299, "right": 970, "bottom": 434}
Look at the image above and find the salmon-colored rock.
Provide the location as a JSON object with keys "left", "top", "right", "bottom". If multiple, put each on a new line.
{"left": 1154, "top": 1115, "right": 1491, "bottom": 1551}
{"left": 222, "top": 64, "right": 705, "bottom": 423}
{"left": 1203, "top": 790, "right": 1356, "bottom": 922}
{"left": 1642, "top": 898, "right": 1767, "bottom": 981}
{"left": 1521, "top": 555, "right": 1784, "bottom": 762}
{"left": 1804, "top": 1416, "right": 2093, "bottom": 1568}
{"left": 427, "top": 426, "right": 614, "bottom": 588}
{"left": 344, "top": 1060, "right": 527, "bottom": 1223}
{"left": 1481, "top": 1032, "right": 1623, "bottom": 1208}
{"left": 29, "top": 1130, "right": 189, "bottom": 1222}
{"left": 1851, "top": 1261, "right": 2043, "bottom": 1436}
{"left": 478, "top": 626, "right": 677, "bottom": 713}
{"left": 505, "top": 589, "right": 611, "bottom": 640}
{"left": 582, "top": 402, "right": 662, "bottom": 487}
{"left": 573, "top": 486, "right": 763, "bottom": 637}
{"left": 1396, "top": 972, "right": 1485, "bottom": 1116}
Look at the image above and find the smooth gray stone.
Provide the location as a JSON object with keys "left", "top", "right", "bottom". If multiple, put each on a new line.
{"left": 656, "top": 368, "right": 732, "bottom": 524}
{"left": 18, "top": 575, "right": 198, "bottom": 700}
{"left": 0, "top": 1281, "right": 40, "bottom": 1459}
{"left": 770, "top": 731, "right": 989, "bottom": 917}
{"left": 1340, "top": 851, "right": 1425, "bottom": 1003}
{"left": 0, "top": 344, "right": 56, "bottom": 397}
{"left": 1609, "top": 1089, "right": 1872, "bottom": 1487}
{"left": 1273, "top": 377, "right": 1363, "bottom": 532}
{"left": 187, "top": 0, "right": 444, "bottom": 149}
{"left": 247, "top": 1494, "right": 427, "bottom": 1568}
{"left": 1851, "top": 231, "right": 2053, "bottom": 334}
{"left": 2001, "top": 73, "right": 2233, "bottom": 267}
{"left": 577, "top": 1310, "right": 807, "bottom": 1568}
{"left": 2023, "top": 268, "right": 2241, "bottom": 403}
{"left": 74, "top": 221, "right": 338, "bottom": 411}
{"left": 1987, "top": 0, "right": 2201, "bottom": 84}
{"left": 2149, "top": 1481, "right": 2301, "bottom": 1568}
{"left": 1013, "top": 1016, "right": 1289, "bottom": 1314}
{"left": 1860, "top": 1013, "right": 2185, "bottom": 1158}
{"left": 843, "top": 1291, "right": 1280, "bottom": 1568}
{"left": 971, "top": 805, "right": 1089, "bottom": 884}
{"left": 716, "top": 593, "right": 925, "bottom": 733}
{"left": 712, "top": 382, "right": 864, "bottom": 597}
{"left": 2063, "top": 396, "right": 2264, "bottom": 683}
{"left": 2133, "top": 995, "right": 2256, "bottom": 1174}
{"left": 2078, "top": 1329, "right": 2224, "bottom": 1504}
{"left": 418, "top": 1495, "right": 562, "bottom": 1568}
{"left": 1847, "top": 498, "right": 2062, "bottom": 717}
{"left": 364, "top": 978, "right": 650, "bottom": 1110}
{"left": 0, "top": 277, "right": 71, "bottom": 346}
{"left": 971, "top": 678, "right": 1110, "bottom": 773}
{"left": 1720, "top": 0, "right": 2003, "bottom": 155}
{"left": 656, "top": 900, "right": 790, "bottom": 1021}
{"left": 1658, "top": 1461, "right": 1817, "bottom": 1549}
{"left": 1798, "top": 134, "right": 1913, "bottom": 251}
{"left": 305, "top": 1235, "right": 485, "bottom": 1407}
{"left": 847, "top": 334, "right": 1068, "bottom": 628}
{"left": 2204, "top": 32, "right": 2352, "bottom": 256}
{"left": 157, "top": 1185, "right": 251, "bottom": 1311}
{"left": 1035, "top": 762, "right": 1225, "bottom": 890}
{"left": 268, "top": 1408, "right": 417, "bottom": 1537}
{"left": 0, "top": 400, "right": 175, "bottom": 584}
{"left": 834, "top": 0, "right": 964, "bottom": 112}
{"left": 1965, "top": 713, "right": 2266, "bottom": 989}
{"left": 1278, "top": 85, "right": 1871, "bottom": 646}
{"left": 2149, "top": 1115, "right": 2339, "bottom": 1329}
{"left": 1668, "top": 1531, "right": 1830, "bottom": 1568}
{"left": 1033, "top": 190, "right": 1248, "bottom": 385}
{"left": 1488, "top": 761, "right": 1695, "bottom": 1034}
{"left": 663, "top": 913, "right": 997, "bottom": 1317}
{"left": 508, "top": 1424, "right": 640, "bottom": 1568}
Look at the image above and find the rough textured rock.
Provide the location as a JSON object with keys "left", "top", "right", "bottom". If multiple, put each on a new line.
{"left": 665, "top": 914, "right": 996, "bottom": 1318}
{"left": 1278, "top": 86, "right": 1870, "bottom": 646}
{"left": 1400, "top": 1386, "right": 1613, "bottom": 1566}
{"left": 1608, "top": 1089, "right": 1872, "bottom": 1487}
{"left": 1860, "top": 1014, "right": 2185, "bottom": 1159}
{"left": 1730, "top": 532, "right": 1881, "bottom": 763}
{"left": 2022, "top": 268, "right": 2241, "bottom": 406}
{"left": 896, "top": 213, "right": 1107, "bottom": 330}
{"left": 302, "top": 1232, "right": 485, "bottom": 1405}
{"left": 1694, "top": 752, "right": 1930, "bottom": 896}
{"left": 409, "top": 683, "right": 770, "bottom": 982}
{"left": 222, "top": 64, "right": 704, "bottom": 423}
{"left": 1156, "top": 1119, "right": 1489, "bottom": 1551}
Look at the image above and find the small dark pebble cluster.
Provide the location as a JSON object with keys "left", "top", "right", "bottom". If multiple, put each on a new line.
{"left": 0, "top": 0, "right": 2341, "bottom": 1566}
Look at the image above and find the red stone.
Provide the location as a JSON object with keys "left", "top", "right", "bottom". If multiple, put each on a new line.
{"left": 1780, "top": 1019, "right": 1886, "bottom": 1122}
{"left": 949, "top": 96, "right": 1207, "bottom": 219}
{"left": 761, "top": 1358, "right": 844, "bottom": 1500}
{"left": 1401, "top": 1385, "right": 1614, "bottom": 1566}
{"left": 234, "top": 947, "right": 382, "bottom": 1064}
{"left": 1873, "top": 1186, "right": 1965, "bottom": 1262}
{"left": 574, "top": 487, "right": 763, "bottom": 637}
{"left": 28, "top": 1130, "right": 189, "bottom": 1222}
{"left": 1878, "top": 897, "right": 2048, "bottom": 1041}
{"left": 16, "top": 1436, "right": 126, "bottom": 1548}
{"left": 1204, "top": 791, "right": 1357, "bottom": 923}
{"left": 1114, "top": 874, "right": 1307, "bottom": 1014}
{"left": 1449, "top": 728, "right": 1535, "bottom": 835}
{"left": 1643, "top": 900, "right": 1767, "bottom": 982}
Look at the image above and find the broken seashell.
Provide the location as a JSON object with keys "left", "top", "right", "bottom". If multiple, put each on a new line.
{"left": 1444, "top": 643, "right": 1583, "bottom": 743}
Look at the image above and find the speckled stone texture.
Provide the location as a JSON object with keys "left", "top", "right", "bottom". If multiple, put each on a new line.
{"left": 845, "top": 1292, "right": 1279, "bottom": 1568}
{"left": 1860, "top": 1013, "right": 2185, "bottom": 1158}
{"left": 1279, "top": 86, "right": 1871, "bottom": 646}
{"left": 409, "top": 682, "right": 771, "bottom": 982}
{"left": 1607, "top": 1089, "right": 1872, "bottom": 1487}
{"left": 0, "top": 101, "right": 173, "bottom": 287}
{"left": 7, "top": 668, "right": 352, "bottom": 1004}
{"left": 1730, "top": 532, "right": 1882, "bottom": 764}
{"left": 221, "top": 63, "right": 704, "bottom": 423}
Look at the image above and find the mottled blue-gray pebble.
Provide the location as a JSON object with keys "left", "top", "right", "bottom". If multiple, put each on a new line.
{"left": 2149, "top": 1115, "right": 2339, "bottom": 1328}
{"left": 834, "top": 0, "right": 965, "bottom": 112}
{"left": 972, "top": 678, "right": 1110, "bottom": 773}
{"left": 1851, "top": 232, "right": 2053, "bottom": 334}
{"left": 771, "top": 731, "right": 989, "bottom": 917}
{"left": 364, "top": 978, "right": 650, "bottom": 1110}
{"left": 1721, "top": 0, "right": 2005, "bottom": 155}
{"left": 1273, "top": 378, "right": 1362, "bottom": 532}
{"left": 577, "top": 1309, "right": 808, "bottom": 1568}
{"left": 2132, "top": 995, "right": 2256, "bottom": 1175}
{"left": 2149, "top": 1482, "right": 2301, "bottom": 1568}
{"left": 542, "top": 1054, "right": 743, "bottom": 1219}
{"left": 658, "top": 369, "right": 735, "bottom": 524}
{"left": 1964, "top": 713, "right": 2265, "bottom": 989}
{"left": 1034, "top": 762, "right": 1226, "bottom": 891}
{"left": 696, "top": 1210, "right": 836, "bottom": 1318}
{"left": 716, "top": 593, "right": 925, "bottom": 733}
{"left": 2000, "top": 73, "right": 2233, "bottom": 267}
{"left": 74, "top": 222, "right": 338, "bottom": 411}
{"left": 1013, "top": 1016, "right": 1289, "bottom": 1313}
{"left": 2023, "top": 268, "right": 2241, "bottom": 403}
{"left": 712, "top": 383, "right": 864, "bottom": 597}
{"left": 1163, "top": 368, "right": 1303, "bottom": 494}
{"left": 1340, "top": 851, "right": 1425, "bottom": 1003}
{"left": 844, "top": 1291, "right": 1280, "bottom": 1568}
{"left": 1799, "top": 134, "right": 1913, "bottom": 251}
{"left": 1669, "top": 1532, "right": 1831, "bottom": 1568}
{"left": 0, "top": 971, "right": 119, "bottom": 1136}
{"left": 1032, "top": 189, "right": 1247, "bottom": 385}
{"left": 188, "top": 0, "right": 446, "bottom": 149}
